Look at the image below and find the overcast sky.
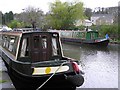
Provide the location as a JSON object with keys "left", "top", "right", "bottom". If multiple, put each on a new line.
{"left": 0, "top": 0, "right": 119, "bottom": 14}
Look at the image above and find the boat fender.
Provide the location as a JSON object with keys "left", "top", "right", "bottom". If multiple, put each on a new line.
{"left": 66, "top": 74, "right": 84, "bottom": 87}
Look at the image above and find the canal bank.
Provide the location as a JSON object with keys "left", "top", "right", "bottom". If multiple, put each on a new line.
{"left": 109, "top": 39, "right": 120, "bottom": 44}
{"left": 0, "top": 58, "right": 15, "bottom": 89}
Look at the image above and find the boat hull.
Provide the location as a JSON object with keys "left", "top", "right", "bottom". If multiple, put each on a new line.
{"left": 1, "top": 51, "right": 84, "bottom": 89}
{"left": 86, "top": 39, "right": 109, "bottom": 47}
{"left": 4, "top": 60, "right": 84, "bottom": 89}
{"left": 7, "top": 66, "right": 76, "bottom": 89}
{"left": 61, "top": 38, "right": 109, "bottom": 47}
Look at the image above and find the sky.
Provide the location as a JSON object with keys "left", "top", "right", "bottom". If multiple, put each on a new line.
{"left": 0, "top": 0, "right": 119, "bottom": 14}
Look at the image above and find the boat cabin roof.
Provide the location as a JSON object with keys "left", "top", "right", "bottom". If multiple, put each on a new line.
{"left": 50, "top": 29, "right": 98, "bottom": 33}
{"left": 0, "top": 31, "right": 59, "bottom": 36}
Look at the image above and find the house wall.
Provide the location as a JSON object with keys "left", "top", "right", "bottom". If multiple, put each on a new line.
{"left": 91, "top": 14, "right": 114, "bottom": 25}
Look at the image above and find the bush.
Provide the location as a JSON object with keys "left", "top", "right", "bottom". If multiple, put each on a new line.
{"left": 89, "top": 25, "right": 119, "bottom": 41}
{"left": 100, "top": 25, "right": 118, "bottom": 39}
{"left": 8, "top": 20, "right": 24, "bottom": 29}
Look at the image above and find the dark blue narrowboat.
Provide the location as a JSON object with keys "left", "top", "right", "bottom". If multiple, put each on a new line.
{"left": 0, "top": 28, "right": 84, "bottom": 90}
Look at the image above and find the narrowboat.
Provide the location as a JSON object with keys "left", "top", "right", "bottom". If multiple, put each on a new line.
{"left": 0, "top": 29, "right": 84, "bottom": 90}
{"left": 50, "top": 30, "right": 109, "bottom": 47}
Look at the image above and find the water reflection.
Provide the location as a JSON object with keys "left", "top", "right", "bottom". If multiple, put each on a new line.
{"left": 62, "top": 43, "right": 118, "bottom": 88}
{"left": 62, "top": 44, "right": 81, "bottom": 60}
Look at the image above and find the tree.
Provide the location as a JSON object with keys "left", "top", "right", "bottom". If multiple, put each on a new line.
{"left": 21, "top": 6, "right": 44, "bottom": 29}
{"left": 2, "top": 11, "right": 14, "bottom": 24}
{"left": 47, "top": 0, "right": 85, "bottom": 30}
{"left": 84, "top": 8, "right": 92, "bottom": 20}
{"left": 99, "top": 25, "right": 118, "bottom": 40}
{"left": 8, "top": 20, "right": 24, "bottom": 29}
{"left": 8, "top": 11, "right": 14, "bottom": 21}
{"left": 0, "top": 11, "right": 2, "bottom": 24}
{"left": 93, "top": 7, "right": 108, "bottom": 14}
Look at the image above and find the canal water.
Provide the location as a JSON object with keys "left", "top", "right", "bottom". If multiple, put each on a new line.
{"left": 62, "top": 43, "right": 119, "bottom": 88}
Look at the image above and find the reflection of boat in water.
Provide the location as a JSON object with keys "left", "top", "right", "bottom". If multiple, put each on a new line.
{"left": 50, "top": 30, "right": 109, "bottom": 47}
{"left": 0, "top": 28, "right": 84, "bottom": 89}
{"left": 80, "top": 44, "right": 110, "bottom": 54}
{"left": 62, "top": 43, "right": 110, "bottom": 60}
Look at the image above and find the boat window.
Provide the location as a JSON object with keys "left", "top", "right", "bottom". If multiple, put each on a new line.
{"left": 91, "top": 33, "right": 95, "bottom": 39}
{"left": 3, "top": 37, "right": 7, "bottom": 47}
{"left": 5, "top": 37, "right": 9, "bottom": 48}
{"left": 20, "top": 38, "right": 29, "bottom": 57}
{"left": 2, "top": 35, "right": 18, "bottom": 55}
{"left": 0, "top": 35, "right": 2, "bottom": 45}
{"left": 12, "top": 36, "right": 19, "bottom": 55}
{"left": 42, "top": 36, "right": 47, "bottom": 49}
{"left": 76, "top": 32, "right": 80, "bottom": 38}
{"left": 52, "top": 37, "right": 58, "bottom": 56}
{"left": 81, "top": 32, "right": 85, "bottom": 39}
{"left": 34, "top": 36, "right": 39, "bottom": 48}
{"left": 8, "top": 38, "right": 15, "bottom": 52}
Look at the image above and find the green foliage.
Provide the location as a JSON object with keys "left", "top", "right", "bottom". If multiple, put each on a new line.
{"left": 84, "top": 8, "right": 92, "bottom": 20}
{"left": 100, "top": 25, "right": 118, "bottom": 37}
{"left": 2, "top": 11, "right": 14, "bottom": 24}
{"left": 8, "top": 20, "right": 24, "bottom": 29}
{"left": 47, "top": 0, "right": 85, "bottom": 30}
{"left": 91, "top": 25, "right": 119, "bottom": 41}
{"left": 72, "top": 25, "right": 86, "bottom": 30}
{"left": 0, "top": 80, "right": 7, "bottom": 83}
{"left": 23, "top": 6, "right": 44, "bottom": 29}
{"left": 0, "top": 11, "right": 2, "bottom": 24}
{"left": 89, "top": 25, "right": 100, "bottom": 31}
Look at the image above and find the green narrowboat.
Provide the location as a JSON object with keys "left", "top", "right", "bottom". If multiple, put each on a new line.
{"left": 51, "top": 30, "right": 109, "bottom": 47}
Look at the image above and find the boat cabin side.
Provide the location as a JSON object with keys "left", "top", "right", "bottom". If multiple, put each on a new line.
{"left": 0, "top": 31, "right": 21, "bottom": 59}
{"left": 58, "top": 30, "right": 99, "bottom": 40}
{"left": 85, "top": 31, "right": 99, "bottom": 40}
{"left": 0, "top": 31, "right": 64, "bottom": 62}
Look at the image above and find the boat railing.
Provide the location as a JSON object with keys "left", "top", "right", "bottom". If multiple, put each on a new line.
{"left": 0, "top": 28, "right": 41, "bottom": 33}
{"left": 13, "top": 28, "right": 34, "bottom": 32}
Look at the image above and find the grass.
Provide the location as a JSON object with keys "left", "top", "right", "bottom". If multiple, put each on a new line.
{"left": 0, "top": 80, "right": 7, "bottom": 83}
{"left": 110, "top": 39, "right": 120, "bottom": 44}
{"left": 0, "top": 71, "right": 7, "bottom": 83}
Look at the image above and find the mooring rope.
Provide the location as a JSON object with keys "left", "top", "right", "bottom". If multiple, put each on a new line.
{"left": 36, "top": 61, "right": 68, "bottom": 90}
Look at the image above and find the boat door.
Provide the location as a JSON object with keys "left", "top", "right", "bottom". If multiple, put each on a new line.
{"left": 31, "top": 34, "right": 51, "bottom": 62}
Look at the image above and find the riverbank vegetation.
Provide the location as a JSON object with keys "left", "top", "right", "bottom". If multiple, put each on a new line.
{"left": 0, "top": 80, "right": 7, "bottom": 83}
{"left": 90, "top": 24, "right": 120, "bottom": 43}
{"left": 75, "top": 24, "right": 119, "bottom": 44}
{"left": 0, "top": 71, "right": 7, "bottom": 83}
